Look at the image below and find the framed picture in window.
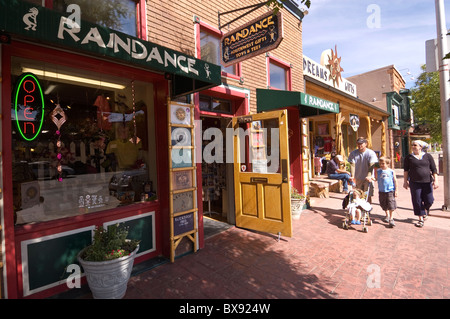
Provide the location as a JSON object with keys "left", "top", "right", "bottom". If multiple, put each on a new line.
{"left": 170, "top": 104, "right": 191, "bottom": 125}
{"left": 172, "top": 190, "right": 194, "bottom": 214}
{"left": 171, "top": 148, "right": 192, "bottom": 168}
{"left": 317, "top": 122, "right": 329, "bottom": 136}
{"left": 171, "top": 127, "right": 191, "bottom": 146}
{"left": 172, "top": 169, "right": 193, "bottom": 191}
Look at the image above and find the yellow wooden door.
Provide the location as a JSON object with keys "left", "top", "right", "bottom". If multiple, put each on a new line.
{"left": 233, "top": 109, "right": 292, "bottom": 237}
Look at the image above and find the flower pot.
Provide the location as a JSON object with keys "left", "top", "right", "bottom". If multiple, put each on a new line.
{"left": 291, "top": 198, "right": 305, "bottom": 220}
{"left": 77, "top": 245, "right": 139, "bottom": 299}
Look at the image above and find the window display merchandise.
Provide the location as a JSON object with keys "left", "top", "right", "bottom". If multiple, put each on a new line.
{"left": 11, "top": 57, "right": 157, "bottom": 225}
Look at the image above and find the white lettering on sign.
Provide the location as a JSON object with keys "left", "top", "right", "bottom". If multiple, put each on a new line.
{"left": 303, "top": 55, "right": 357, "bottom": 97}
{"left": 57, "top": 18, "right": 200, "bottom": 77}
{"left": 308, "top": 95, "right": 337, "bottom": 112}
{"left": 66, "top": 4, "right": 81, "bottom": 29}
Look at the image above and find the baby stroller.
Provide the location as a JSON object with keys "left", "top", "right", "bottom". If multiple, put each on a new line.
{"left": 341, "top": 185, "right": 373, "bottom": 233}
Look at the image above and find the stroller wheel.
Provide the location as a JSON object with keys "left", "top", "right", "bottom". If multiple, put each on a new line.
{"left": 363, "top": 227, "right": 368, "bottom": 233}
{"left": 342, "top": 221, "right": 348, "bottom": 230}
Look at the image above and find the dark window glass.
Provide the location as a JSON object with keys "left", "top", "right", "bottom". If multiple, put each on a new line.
{"left": 199, "top": 95, "right": 231, "bottom": 114}
{"left": 53, "top": 0, "right": 138, "bottom": 36}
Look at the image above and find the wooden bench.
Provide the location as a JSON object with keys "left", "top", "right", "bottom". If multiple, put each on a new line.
{"left": 309, "top": 178, "right": 343, "bottom": 198}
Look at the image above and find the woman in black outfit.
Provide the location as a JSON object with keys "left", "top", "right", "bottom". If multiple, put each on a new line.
{"left": 403, "top": 140, "right": 439, "bottom": 227}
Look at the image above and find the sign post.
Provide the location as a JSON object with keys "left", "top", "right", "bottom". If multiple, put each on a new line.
{"left": 435, "top": 0, "right": 450, "bottom": 210}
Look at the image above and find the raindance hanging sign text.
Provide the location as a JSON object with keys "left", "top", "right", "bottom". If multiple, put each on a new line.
{"left": 221, "top": 11, "right": 283, "bottom": 67}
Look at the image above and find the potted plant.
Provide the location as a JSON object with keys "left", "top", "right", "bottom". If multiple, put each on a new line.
{"left": 77, "top": 223, "right": 140, "bottom": 299}
{"left": 290, "top": 186, "right": 306, "bottom": 220}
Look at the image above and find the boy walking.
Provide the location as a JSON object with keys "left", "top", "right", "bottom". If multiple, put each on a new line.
{"left": 375, "top": 157, "right": 398, "bottom": 227}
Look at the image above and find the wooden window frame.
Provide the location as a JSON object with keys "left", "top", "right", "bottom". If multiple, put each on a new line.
{"left": 194, "top": 20, "right": 242, "bottom": 81}
{"left": 266, "top": 55, "right": 292, "bottom": 91}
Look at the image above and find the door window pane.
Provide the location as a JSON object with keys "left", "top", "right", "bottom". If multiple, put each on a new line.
{"left": 237, "top": 119, "right": 280, "bottom": 174}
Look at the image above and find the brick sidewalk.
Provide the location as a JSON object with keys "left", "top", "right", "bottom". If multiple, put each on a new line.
{"left": 121, "top": 171, "right": 450, "bottom": 299}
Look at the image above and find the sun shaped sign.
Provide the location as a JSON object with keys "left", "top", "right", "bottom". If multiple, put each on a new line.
{"left": 327, "top": 45, "right": 344, "bottom": 88}
{"left": 14, "top": 73, "right": 45, "bottom": 141}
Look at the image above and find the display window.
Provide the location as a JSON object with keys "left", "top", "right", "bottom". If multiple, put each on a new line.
{"left": 10, "top": 56, "right": 157, "bottom": 225}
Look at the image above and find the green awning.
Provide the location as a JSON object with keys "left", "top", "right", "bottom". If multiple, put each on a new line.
{"left": 256, "top": 89, "right": 339, "bottom": 117}
{"left": 0, "top": 0, "right": 222, "bottom": 97}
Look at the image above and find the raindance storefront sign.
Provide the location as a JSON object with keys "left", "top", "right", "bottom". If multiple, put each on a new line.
{"left": 0, "top": 0, "right": 221, "bottom": 86}
{"left": 221, "top": 11, "right": 283, "bottom": 67}
{"left": 301, "top": 93, "right": 339, "bottom": 113}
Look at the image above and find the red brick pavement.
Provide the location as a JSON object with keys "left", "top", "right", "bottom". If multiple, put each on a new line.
{"left": 124, "top": 172, "right": 450, "bottom": 300}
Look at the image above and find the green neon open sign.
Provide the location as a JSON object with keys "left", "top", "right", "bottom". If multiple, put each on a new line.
{"left": 14, "top": 73, "right": 45, "bottom": 141}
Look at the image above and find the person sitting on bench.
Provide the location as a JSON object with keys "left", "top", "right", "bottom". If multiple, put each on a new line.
{"left": 326, "top": 154, "right": 352, "bottom": 194}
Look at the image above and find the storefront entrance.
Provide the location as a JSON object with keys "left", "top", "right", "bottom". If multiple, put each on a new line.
{"left": 200, "top": 109, "right": 292, "bottom": 238}
{"left": 232, "top": 110, "right": 292, "bottom": 237}
{"left": 201, "top": 116, "right": 234, "bottom": 223}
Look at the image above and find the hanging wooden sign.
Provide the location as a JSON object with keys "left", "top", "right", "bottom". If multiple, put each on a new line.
{"left": 221, "top": 11, "right": 283, "bottom": 67}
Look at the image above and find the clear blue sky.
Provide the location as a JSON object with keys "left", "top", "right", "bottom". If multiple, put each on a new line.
{"left": 300, "top": 0, "right": 450, "bottom": 89}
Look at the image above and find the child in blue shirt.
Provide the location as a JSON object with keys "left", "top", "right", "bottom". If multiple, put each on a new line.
{"left": 374, "top": 157, "right": 398, "bottom": 227}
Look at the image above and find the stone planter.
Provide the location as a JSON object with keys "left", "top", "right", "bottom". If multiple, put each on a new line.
{"left": 77, "top": 245, "right": 139, "bottom": 299}
{"left": 291, "top": 198, "right": 305, "bottom": 220}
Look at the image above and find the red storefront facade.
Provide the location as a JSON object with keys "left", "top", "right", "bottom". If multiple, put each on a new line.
{"left": 0, "top": 0, "right": 221, "bottom": 298}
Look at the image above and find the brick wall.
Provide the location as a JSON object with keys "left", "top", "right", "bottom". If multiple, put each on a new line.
{"left": 147, "top": 0, "right": 304, "bottom": 113}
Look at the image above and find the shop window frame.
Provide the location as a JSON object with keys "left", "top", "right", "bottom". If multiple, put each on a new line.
{"left": 199, "top": 95, "right": 233, "bottom": 115}
{"left": 195, "top": 19, "right": 242, "bottom": 81}
{"left": 266, "top": 55, "right": 292, "bottom": 91}
{"left": 3, "top": 41, "right": 165, "bottom": 235}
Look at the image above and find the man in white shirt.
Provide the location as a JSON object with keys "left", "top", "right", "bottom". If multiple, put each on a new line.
{"left": 348, "top": 137, "right": 378, "bottom": 203}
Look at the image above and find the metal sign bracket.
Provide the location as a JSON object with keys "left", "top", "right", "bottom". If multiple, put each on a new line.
{"left": 218, "top": 1, "right": 269, "bottom": 30}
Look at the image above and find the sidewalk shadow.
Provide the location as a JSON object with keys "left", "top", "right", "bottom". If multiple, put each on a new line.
{"left": 129, "top": 227, "right": 340, "bottom": 299}
{"left": 200, "top": 228, "right": 338, "bottom": 299}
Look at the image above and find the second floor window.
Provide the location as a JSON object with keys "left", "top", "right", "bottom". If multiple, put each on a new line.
{"left": 52, "top": 0, "right": 140, "bottom": 37}
{"left": 200, "top": 29, "right": 238, "bottom": 76}
{"left": 269, "top": 62, "right": 287, "bottom": 90}
{"left": 267, "top": 55, "right": 292, "bottom": 91}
